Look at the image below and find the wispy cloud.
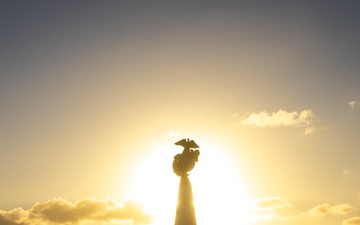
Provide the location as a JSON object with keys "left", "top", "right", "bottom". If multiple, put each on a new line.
{"left": 342, "top": 168, "right": 360, "bottom": 175}
{"left": 235, "top": 109, "right": 317, "bottom": 135}
{"left": 0, "top": 197, "right": 152, "bottom": 225}
{"left": 252, "top": 196, "right": 292, "bottom": 221}
{"left": 343, "top": 216, "right": 360, "bottom": 225}
{"left": 303, "top": 204, "right": 357, "bottom": 218}
{"left": 255, "top": 196, "right": 293, "bottom": 210}
{"left": 164, "top": 130, "right": 181, "bottom": 138}
{"left": 250, "top": 197, "right": 358, "bottom": 224}
{"left": 343, "top": 169, "right": 353, "bottom": 175}
{"left": 304, "top": 126, "right": 315, "bottom": 135}
{"left": 348, "top": 101, "right": 357, "bottom": 110}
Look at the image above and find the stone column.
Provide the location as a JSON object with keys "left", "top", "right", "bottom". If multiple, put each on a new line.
{"left": 174, "top": 176, "right": 196, "bottom": 225}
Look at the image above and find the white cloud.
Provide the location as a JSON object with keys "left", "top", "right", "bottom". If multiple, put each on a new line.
{"left": 252, "top": 196, "right": 292, "bottom": 221}
{"left": 304, "top": 126, "right": 315, "bottom": 135}
{"left": 331, "top": 204, "right": 358, "bottom": 216}
{"left": 343, "top": 169, "right": 353, "bottom": 175}
{"left": 250, "top": 198, "right": 357, "bottom": 223}
{"left": 164, "top": 130, "right": 181, "bottom": 138}
{"left": 342, "top": 169, "right": 360, "bottom": 175}
{"left": 343, "top": 217, "right": 360, "bottom": 225}
{"left": 237, "top": 109, "right": 317, "bottom": 135}
{"left": 0, "top": 197, "right": 152, "bottom": 225}
{"left": 304, "top": 204, "right": 357, "bottom": 218}
{"left": 349, "top": 101, "right": 357, "bottom": 109}
{"left": 255, "top": 196, "right": 293, "bottom": 210}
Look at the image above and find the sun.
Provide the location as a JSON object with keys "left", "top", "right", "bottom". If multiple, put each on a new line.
{"left": 128, "top": 139, "right": 256, "bottom": 225}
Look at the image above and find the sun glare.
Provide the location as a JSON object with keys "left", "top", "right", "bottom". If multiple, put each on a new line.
{"left": 128, "top": 139, "right": 255, "bottom": 225}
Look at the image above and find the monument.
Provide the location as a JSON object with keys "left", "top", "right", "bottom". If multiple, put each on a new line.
{"left": 172, "top": 138, "right": 200, "bottom": 225}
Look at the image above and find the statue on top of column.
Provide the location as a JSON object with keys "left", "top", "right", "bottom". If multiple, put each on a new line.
{"left": 172, "top": 138, "right": 200, "bottom": 177}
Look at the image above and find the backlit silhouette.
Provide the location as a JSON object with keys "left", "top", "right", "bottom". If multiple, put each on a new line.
{"left": 172, "top": 138, "right": 200, "bottom": 177}
{"left": 173, "top": 138, "right": 200, "bottom": 225}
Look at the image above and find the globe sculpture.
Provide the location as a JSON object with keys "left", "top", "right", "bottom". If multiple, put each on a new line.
{"left": 172, "top": 138, "right": 200, "bottom": 225}
{"left": 172, "top": 138, "right": 200, "bottom": 177}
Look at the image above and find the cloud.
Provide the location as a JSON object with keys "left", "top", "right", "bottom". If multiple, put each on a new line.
{"left": 343, "top": 217, "right": 360, "bottom": 225}
{"left": 252, "top": 196, "right": 292, "bottom": 221}
{"left": 0, "top": 207, "right": 27, "bottom": 225}
{"left": 342, "top": 168, "right": 360, "bottom": 175}
{"left": 343, "top": 169, "right": 353, "bottom": 175}
{"left": 0, "top": 197, "right": 152, "bottom": 225}
{"left": 164, "top": 130, "right": 181, "bottom": 138}
{"left": 250, "top": 198, "right": 357, "bottom": 223}
{"left": 348, "top": 101, "right": 357, "bottom": 109}
{"left": 255, "top": 196, "right": 293, "bottom": 210}
{"left": 331, "top": 204, "right": 358, "bottom": 216}
{"left": 304, "top": 204, "right": 357, "bottom": 218}
{"left": 236, "top": 109, "right": 317, "bottom": 135}
{"left": 304, "top": 126, "right": 315, "bottom": 135}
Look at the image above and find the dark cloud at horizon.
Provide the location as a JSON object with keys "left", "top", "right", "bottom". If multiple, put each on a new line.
{"left": 0, "top": 197, "right": 152, "bottom": 225}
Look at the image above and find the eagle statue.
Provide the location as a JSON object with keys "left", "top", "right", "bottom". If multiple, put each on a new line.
{"left": 172, "top": 138, "right": 200, "bottom": 177}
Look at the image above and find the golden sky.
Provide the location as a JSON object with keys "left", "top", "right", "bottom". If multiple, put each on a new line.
{"left": 1, "top": 1, "right": 360, "bottom": 225}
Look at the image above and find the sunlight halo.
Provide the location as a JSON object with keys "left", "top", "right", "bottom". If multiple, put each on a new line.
{"left": 126, "top": 138, "right": 256, "bottom": 224}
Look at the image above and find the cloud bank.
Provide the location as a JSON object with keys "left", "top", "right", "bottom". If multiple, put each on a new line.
{"left": 0, "top": 197, "right": 152, "bottom": 225}
{"left": 251, "top": 196, "right": 358, "bottom": 224}
{"left": 236, "top": 109, "right": 317, "bottom": 135}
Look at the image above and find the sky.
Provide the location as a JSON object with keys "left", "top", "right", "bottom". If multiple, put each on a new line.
{"left": 1, "top": 1, "right": 360, "bottom": 225}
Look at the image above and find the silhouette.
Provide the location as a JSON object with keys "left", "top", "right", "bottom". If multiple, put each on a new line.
{"left": 175, "top": 176, "right": 196, "bottom": 225}
{"left": 172, "top": 138, "right": 200, "bottom": 177}
{"left": 173, "top": 138, "right": 200, "bottom": 225}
